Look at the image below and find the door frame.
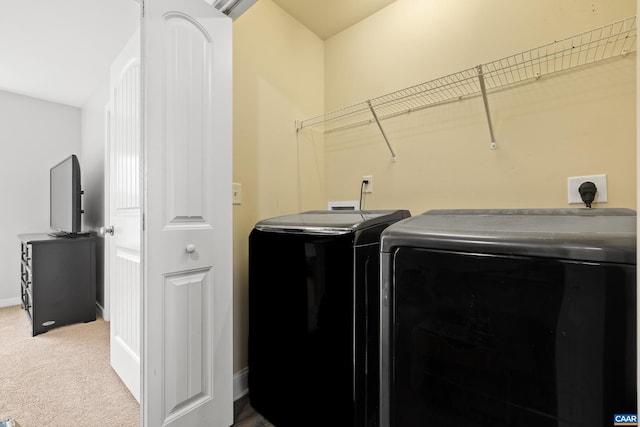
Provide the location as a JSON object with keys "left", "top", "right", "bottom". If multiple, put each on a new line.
{"left": 103, "top": 103, "right": 112, "bottom": 322}
{"left": 102, "top": 1, "right": 143, "bottom": 418}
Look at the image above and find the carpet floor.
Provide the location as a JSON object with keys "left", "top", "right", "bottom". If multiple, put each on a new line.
{"left": 0, "top": 305, "right": 139, "bottom": 426}
{"left": 0, "top": 305, "right": 275, "bottom": 427}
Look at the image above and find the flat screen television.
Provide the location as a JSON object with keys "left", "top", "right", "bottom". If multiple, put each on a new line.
{"left": 49, "top": 154, "right": 83, "bottom": 237}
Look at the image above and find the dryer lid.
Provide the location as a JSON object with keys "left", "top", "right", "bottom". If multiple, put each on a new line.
{"left": 380, "top": 208, "right": 636, "bottom": 264}
{"left": 255, "top": 209, "right": 410, "bottom": 235}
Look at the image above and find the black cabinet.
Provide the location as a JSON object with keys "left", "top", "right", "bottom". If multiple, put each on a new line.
{"left": 19, "top": 233, "right": 96, "bottom": 336}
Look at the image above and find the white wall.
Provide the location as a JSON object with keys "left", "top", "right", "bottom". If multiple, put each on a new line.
{"left": 0, "top": 90, "right": 80, "bottom": 306}
{"left": 80, "top": 78, "right": 110, "bottom": 309}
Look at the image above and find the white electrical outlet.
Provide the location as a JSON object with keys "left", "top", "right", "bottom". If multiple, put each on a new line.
{"left": 567, "top": 174, "right": 607, "bottom": 205}
{"left": 362, "top": 175, "right": 373, "bottom": 193}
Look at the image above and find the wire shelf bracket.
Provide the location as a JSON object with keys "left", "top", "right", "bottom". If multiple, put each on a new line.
{"left": 366, "top": 100, "right": 397, "bottom": 162}
{"left": 296, "top": 16, "right": 637, "bottom": 157}
{"left": 477, "top": 64, "right": 497, "bottom": 150}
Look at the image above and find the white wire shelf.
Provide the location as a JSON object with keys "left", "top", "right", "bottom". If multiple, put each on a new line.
{"left": 296, "top": 16, "right": 637, "bottom": 143}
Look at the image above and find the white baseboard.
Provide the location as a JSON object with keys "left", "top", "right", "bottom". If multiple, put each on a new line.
{"left": 96, "top": 302, "right": 106, "bottom": 320}
{"left": 233, "top": 367, "right": 249, "bottom": 400}
{"left": 0, "top": 297, "right": 21, "bottom": 308}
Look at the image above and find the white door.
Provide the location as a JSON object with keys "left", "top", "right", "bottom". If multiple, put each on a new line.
{"left": 141, "top": 1, "right": 233, "bottom": 426}
{"left": 105, "top": 28, "right": 142, "bottom": 403}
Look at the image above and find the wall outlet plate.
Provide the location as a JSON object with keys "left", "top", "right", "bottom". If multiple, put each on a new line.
{"left": 567, "top": 174, "right": 607, "bottom": 205}
{"left": 362, "top": 175, "right": 373, "bottom": 193}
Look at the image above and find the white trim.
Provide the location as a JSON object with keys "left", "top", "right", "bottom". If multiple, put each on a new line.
{"left": 103, "top": 102, "right": 112, "bottom": 322}
{"left": 96, "top": 301, "right": 107, "bottom": 321}
{"left": 0, "top": 297, "right": 21, "bottom": 308}
{"left": 233, "top": 367, "right": 249, "bottom": 400}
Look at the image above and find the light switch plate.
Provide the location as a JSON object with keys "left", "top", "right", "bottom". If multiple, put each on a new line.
{"left": 232, "top": 183, "right": 242, "bottom": 205}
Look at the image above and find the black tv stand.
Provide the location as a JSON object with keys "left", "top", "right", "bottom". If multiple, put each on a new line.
{"left": 19, "top": 233, "right": 96, "bottom": 336}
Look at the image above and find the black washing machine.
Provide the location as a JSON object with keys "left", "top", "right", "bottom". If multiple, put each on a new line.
{"left": 249, "top": 209, "right": 410, "bottom": 427}
{"left": 380, "top": 209, "right": 637, "bottom": 427}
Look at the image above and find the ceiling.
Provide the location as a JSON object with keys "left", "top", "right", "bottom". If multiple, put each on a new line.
{"left": 271, "top": 0, "right": 396, "bottom": 40}
{"left": 0, "top": 0, "right": 395, "bottom": 108}
{"left": 0, "top": 0, "right": 140, "bottom": 108}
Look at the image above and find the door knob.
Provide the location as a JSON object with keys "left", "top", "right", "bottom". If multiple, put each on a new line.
{"left": 99, "top": 226, "right": 115, "bottom": 236}
{"left": 185, "top": 244, "right": 196, "bottom": 254}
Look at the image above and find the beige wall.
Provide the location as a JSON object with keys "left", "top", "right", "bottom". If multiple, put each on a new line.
{"left": 231, "top": 0, "right": 637, "bottom": 375}
{"left": 232, "top": 0, "right": 325, "bottom": 372}
{"left": 321, "top": 0, "right": 637, "bottom": 215}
